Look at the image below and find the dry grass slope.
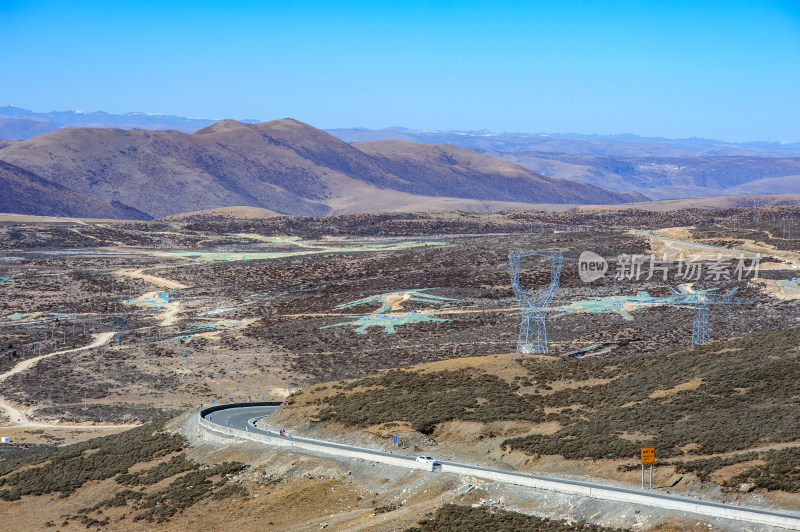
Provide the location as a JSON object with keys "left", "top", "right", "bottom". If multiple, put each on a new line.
{"left": 289, "top": 328, "right": 800, "bottom": 490}
{"left": 0, "top": 420, "right": 248, "bottom": 527}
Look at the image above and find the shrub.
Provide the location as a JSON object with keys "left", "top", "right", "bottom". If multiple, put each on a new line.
{"left": 0, "top": 420, "right": 184, "bottom": 500}
{"left": 317, "top": 369, "right": 544, "bottom": 434}
{"left": 408, "top": 504, "right": 628, "bottom": 531}
{"left": 116, "top": 453, "right": 196, "bottom": 486}
{"left": 132, "top": 462, "right": 248, "bottom": 523}
{"left": 725, "top": 447, "right": 800, "bottom": 492}
{"left": 505, "top": 328, "right": 800, "bottom": 462}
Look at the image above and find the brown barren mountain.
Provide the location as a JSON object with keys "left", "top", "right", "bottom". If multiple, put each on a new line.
{"left": 159, "top": 206, "right": 285, "bottom": 221}
{"left": 0, "top": 160, "right": 150, "bottom": 219}
{"left": 353, "top": 139, "right": 641, "bottom": 204}
{"left": 0, "top": 118, "right": 645, "bottom": 219}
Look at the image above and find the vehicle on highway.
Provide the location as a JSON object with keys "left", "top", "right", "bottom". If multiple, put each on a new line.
{"left": 416, "top": 455, "right": 440, "bottom": 467}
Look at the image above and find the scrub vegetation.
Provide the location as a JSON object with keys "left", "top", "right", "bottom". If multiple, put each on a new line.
{"left": 408, "top": 504, "right": 629, "bottom": 532}
{"left": 316, "top": 369, "right": 544, "bottom": 434}
{"left": 0, "top": 420, "right": 248, "bottom": 526}
{"left": 299, "top": 327, "right": 800, "bottom": 491}
{"left": 0, "top": 420, "right": 184, "bottom": 499}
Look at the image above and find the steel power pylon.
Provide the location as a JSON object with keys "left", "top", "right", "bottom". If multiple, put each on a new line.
{"left": 113, "top": 314, "right": 129, "bottom": 346}
{"left": 179, "top": 339, "right": 193, "bottom": 371}
{"left": 509, "top": 250, "right": 563, "bottom": 353}
{"left": 667, "top": 286, "right": 753, "bottom": 346}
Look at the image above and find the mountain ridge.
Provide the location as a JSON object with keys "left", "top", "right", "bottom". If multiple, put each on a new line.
{"left": 5, "top": 106, "right": 799, "bottom": 155}
{"left": 0, "top": 118, "right": 644, "bottom": 219}
{"left": 2, "top": 107, "right": 796, "bottom": 201}
{"left": 0, "top": 160, "right": 151, "bottom": 219}
{"left": 329, "top": 127, "right": 800, "bottom": 198}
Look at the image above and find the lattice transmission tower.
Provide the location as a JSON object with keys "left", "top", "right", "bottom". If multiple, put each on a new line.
{"left": 179, "top": 339, "right": 194, "bottom": 372}
{"left": 113, "top": 314, "right": 129, "bottom": 346}
{"left": 509, "top": 250, "right": 563, "bottom": 353}
{"left": 667, "top": 286, "right": 752, "bottom": 346}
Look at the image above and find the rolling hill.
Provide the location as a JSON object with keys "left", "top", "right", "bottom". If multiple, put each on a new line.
{"left": 480, "top": 150, "right": 800, "bottom": 199}
{"left": 0, "top": 118, "right": 645, "bottom": 219}
{"left": 0, "top": 160, "right": 150, "bottom": 219}
{"left": 0, "top": 117, "right": 59, "bottom": 140}
{"left": 352, "top": 140, "right": 638, "bottom": 205}
{"left": 158, "top": 206, "right": 285, "bottom": 221}
{"left": 328, "top": 126, "right": 800, "bottom": 158}
{"left": 329, "top": 127, "right": 800, "bottom": 199}
{"left": 4, "top": 107, "right": 795, "bottom": 202}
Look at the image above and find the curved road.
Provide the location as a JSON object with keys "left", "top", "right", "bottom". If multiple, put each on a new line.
{"left": 203, "top": 404, "right": 800, "bottom": 529}
{"left": 206, "top": 405, "right": 280, "bottom": 433}
{"left": 639, "top": 229, "right": 762, "bottom": 257}
{"left": 204, "top": 404, "right": 420, "bottom": 465}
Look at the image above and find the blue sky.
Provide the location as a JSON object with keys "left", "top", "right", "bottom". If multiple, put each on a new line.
{"left": 2, "top": 1, "right": 799, "bottom": 141}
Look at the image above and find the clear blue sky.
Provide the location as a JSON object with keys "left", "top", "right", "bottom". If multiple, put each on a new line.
{"left": 2, "top": 1, "right": 799, "bottom": 141}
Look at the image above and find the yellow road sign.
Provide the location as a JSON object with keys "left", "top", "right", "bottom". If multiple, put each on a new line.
{"left": 641, "top": 447, "right": 655, "bottom": 464}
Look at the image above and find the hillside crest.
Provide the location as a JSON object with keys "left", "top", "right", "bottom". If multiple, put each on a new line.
{"left": 0, "top": 118, "right": 645, "bottom": 219}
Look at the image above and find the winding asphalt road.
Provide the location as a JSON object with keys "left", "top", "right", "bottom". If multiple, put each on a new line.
{"left": 203, "top": 404, "right": 800, "bottom": 529}
{"left": 204, "top": 404, "right": 419, "bottom": 465}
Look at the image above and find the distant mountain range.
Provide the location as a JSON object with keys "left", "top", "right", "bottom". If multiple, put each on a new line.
{"left": 1, "top": 106, "right": 797, "bottom": 202}
{"left": 326, "top": 126, "right": 800, "bottom": 157}
{"left": 327, "top": 128, "right": 800, "bottom": 199}
{"left": 0, "top": 118, "right": 645, "bottom": 220}
{"left": 0, "top": 105, "right": 259, "bottom": 137}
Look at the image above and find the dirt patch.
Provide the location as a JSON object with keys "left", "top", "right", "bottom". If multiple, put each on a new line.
{"left": 649, "top": 377, "right": 703, "bottom": 399}
{"left": 708, "top": 459, "right": 766, "bottom": 484}
{"left": 116, "top": 268, "right": 188, "bottom": 290}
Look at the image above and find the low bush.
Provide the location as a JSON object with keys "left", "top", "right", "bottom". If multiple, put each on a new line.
{"left": 306, "top": 327, "right": 800, "bottom": 491}
{"left": 133, "top": 462, "right": 248, "bottom": 523}
{"left": 317, "top": 369, "right": 544, "bottom": 434}
{"left": 725, "top": 447, "right": 800, "bottom": 492}
{"left": 506, "top": 328, "right": 800, "bottom": 461}
{"left": 116, "top": 453, "right": 196, "bottom": 486}
{"left": 211, "top": 483, "right": 249, "bottom": 500}
{"left": 671, "top": 453, "right": 759, "bottom": 482}
{"left": 0, "top": 420, "right": 184, "bottom": 500}
{"left": 408, "top": 504, "right": 628, "bottom": 531}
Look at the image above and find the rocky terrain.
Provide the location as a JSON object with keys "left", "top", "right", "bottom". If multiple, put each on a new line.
{"left": 1, "top": 207, "right": 798, "bottom": 530}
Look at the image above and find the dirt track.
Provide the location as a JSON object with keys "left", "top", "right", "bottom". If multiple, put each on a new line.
{"left": 116, "top": 269, "right": 188, "bottom": 325}
{"left": 115, "top": 268, "right": 188, "bottom": 289}
{"left": 0, "top": 332, "right": 140, "bottom": 429}
{"left": 642, "top": 228, "right": 800, "bottom": 300}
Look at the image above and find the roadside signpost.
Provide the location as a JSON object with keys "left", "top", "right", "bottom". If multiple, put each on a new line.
{"left": 393, "top": 435, "right": 398, "bottom": 446}
{"left": 641, "top": 447, "right": 655, "bottom": 489}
